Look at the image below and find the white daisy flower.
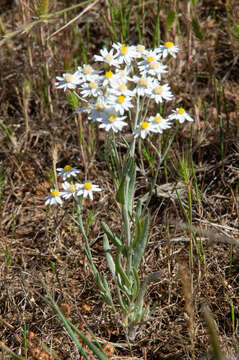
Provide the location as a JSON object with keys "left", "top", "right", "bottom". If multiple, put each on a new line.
{"left": 107, "top": 94, "right": 133, "bottom": 115}
{"left": 132, "top": 75, "right": 154, "bottom": 97}
{"left": 77, "top": 181, "right": 102, "bottom": 200}
{"left": 55, "top": 72, "right": 81, "bottom": 91}
{"left": 57, "top": 165, "right": 81, "bottom": 181}
{"left": 88, "top": 96, "right": 110, "bottom": 122}
{"left": 138, "top": 49, "right": 161, "bottom": 69}
{"left": 139, "top": 60, "right": 168, "bottom": 80}
{"left": 168, "top": 108, "right": 193, "bottom": 123}
{"left": 80, "top": 80, "right": 103, "bottom": 98}
{"left": 114, "top": 66, "right": 133, "bottom": 83}
{"left": 76, "top": 64, "right": 101, "bottom": 82}
{"left": 94, "top": 48, "right": 120, "bottom": 67}
{"left": 134, "top": 121, "right": 155, "bottom": 139}
{"left": 150, "top": 83, "right": 173, "bottom": 103}
{"left": 148, "top": 114, "right": 172, "bottom": 133}
{"left": 110, "top": 80, "right": 134, "bottom": 97}
{"left": 101, "top": 69, "right": 115, "bottom": 87}
{"left": 99, "top": 110, "right": 128, "bottom": 133}
{"left": 45, "top": 188, "right": 64, "bottom": 206}
{"left": 113, "top": 43, "right": 138, "bottom": 65}
{"left": 62, "top": 181, "right": 81, "bottom": 201}
{"left": 158, "top": 42, "right": 179, "bottom": 58}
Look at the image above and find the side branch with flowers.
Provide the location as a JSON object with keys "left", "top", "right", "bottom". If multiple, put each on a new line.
{"left": 46, "top": 42, "right": 193, "bottom": 340}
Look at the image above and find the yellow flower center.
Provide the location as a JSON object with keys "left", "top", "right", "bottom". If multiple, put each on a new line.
{"left": 64, "top": 74, "right": 73, "bottom": 83}
{"left": 95, "top": 103, "right": 104, "bottom": 111}
{"left": 89, "top": 82, "right": 98, "bottom": 89}
{"left": 138, "top": 78, "right": 148, "bottom": 87}
{"left": 105, "top": 70, "right": 113, "bottom": 79}
{"left": 84, "top": 182, "right": 92, "bottom": 190}
{"left": 119, "top": 84, "right": 127, "bottom": 92}
{"left": 177, "top": 107, "right": 185, "bottom": 114}
{"left": 120, "top": 46, "right": 128, "bottom": 55}
{"left": 117, "top": 95, "right": 125, "bottom": 104}
{"left": 109, "top": 114, "right": 116, "bottom": 123}
{"left": 105, "top": 54, "right": 113, "bottom": 62}
{"left": 52, "top": 189, "right": 60, "bottom": 197}
{"left": 136, "top": 45, "right": 145, "bottom": 54}
{"left": 69, "top": 184, "right": 76, "bottom": 193}
{"left": 154, "top": 86, "right": 163, "bottom": 94}
{"left": 150, "top": 61, "right": 159, "bottom": 70}
{"left": 154, "top": 115, "right": 162, "bottom": 123}
{"left": 147, "top": 56, "right": 154, "bottom": 62}
{"left": 83, "top": 65, "right": 93, "bottom": 75}
{"left": 165, "top": 41, "right": 174, "bottom": 48}
{"left": 64, "top": 165, "right": 72, "bottom": 171}
{"left": 141, "top": 121, "right": 149, "bottom": 130}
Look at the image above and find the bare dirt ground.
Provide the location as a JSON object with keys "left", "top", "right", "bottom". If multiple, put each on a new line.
{"left": 0, "top": 1, "right": 239, "bottom": 359}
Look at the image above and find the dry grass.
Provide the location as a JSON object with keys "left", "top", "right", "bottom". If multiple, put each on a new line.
{"left": 0, "top": 0, "right": 239, "bottom": 359}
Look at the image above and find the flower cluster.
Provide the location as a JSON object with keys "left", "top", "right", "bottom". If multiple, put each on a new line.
{"left": 55, "top": 42, "right": 193, "bottom": 139}
{"left": 45, "top": 165, "right": 101, "bottom": 206}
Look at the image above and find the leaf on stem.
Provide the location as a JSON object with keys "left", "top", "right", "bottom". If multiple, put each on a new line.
{"left": 133, "top": 216, "right": 150, "bottom": 269}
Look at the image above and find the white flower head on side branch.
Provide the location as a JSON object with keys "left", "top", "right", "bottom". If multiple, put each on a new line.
{"left": 168, "top": 107, "right": 193, "bottom": 123}
{"left": 94, "top": 48, "right": 120, "bottom": 67}
{"left": 148, "top": 114, "right": 172, "bottom": 133}
{"left": 132, "top": 75, "right": 154, "bottom": 97}
{"left": 114, "top": 66, "right": 133, "bottom": 83}
{"left": 112, "top": 43, "right": 138, "bottom": 65}
{"left": 55, "top": 72, "right": 81, "bottom": 91}
{"left": 45, "top": 188, "right": 64, "bottom": 206}
{"left": 87, "top": 96, "right": 111, "bottom": 123}
{"left": 99, "top": 110, "right": 128, "bottom": 133}
{"left": 57, "top": 165, "right": 81, "bottom": 181}
{"left": 77, "top": 181, "right": 102, "bottom": 201}
{"left": 107, "top": 94, "right": 133, "bottom": 115}
{"left": 134, "top": 121, "right": 155, "bottom": 139}
{"left": 80, "top": 80, "right": 103, "bottom": 98}
{"left": 138, "top": 59, "right": 167, "bottom": 80}
{"left": 150, "top": 82, "right": 173, "bottom": 103}
{"left": 62, "top": 182, "right": 81, "bottom": 201}
{"left": 158, "top": 41, "right": 179, "bottom": 59}
{"left": 76, "top": 64, "right": 102, "bottom": 83}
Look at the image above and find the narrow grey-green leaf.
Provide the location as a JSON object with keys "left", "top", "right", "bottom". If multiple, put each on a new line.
{"left": 133, "top": 216, "right": 149, "bottom": 269}
{"left": 132, "top": 216, "right": 144, "bottom": 250}
{"left": 103, "top": 234, "right": 116, "bottom": 276}
{"left": 135, "top": 199, "right": 142, "bottom": 218}
{"left": 101, "top": 221, "right": 122, "bottom": 248}
{"left": 102, "top": 275, "right": 114, "bottom": 309}
{"left": 96, "top": 272, "right": 106, "bottom": 294}
{"left": 116, "top": 286, "right": 128, "bottom": 313}
{"left": 132, "top": 267, "right": 140, "bottom": 301}
{"left": 115, "top": 249, "right": 131, "bottom": 287}
{"left": 116, "top": 175, "right": 126, "bottom": 204}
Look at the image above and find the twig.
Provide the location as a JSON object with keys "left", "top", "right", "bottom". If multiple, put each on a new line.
{"left": 47, "top": 0, "right": 100, "bottom": 40}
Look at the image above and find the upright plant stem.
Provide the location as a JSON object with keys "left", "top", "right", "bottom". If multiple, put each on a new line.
{"left": 76, "top": 199, "right": 98, "bottom": 277}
